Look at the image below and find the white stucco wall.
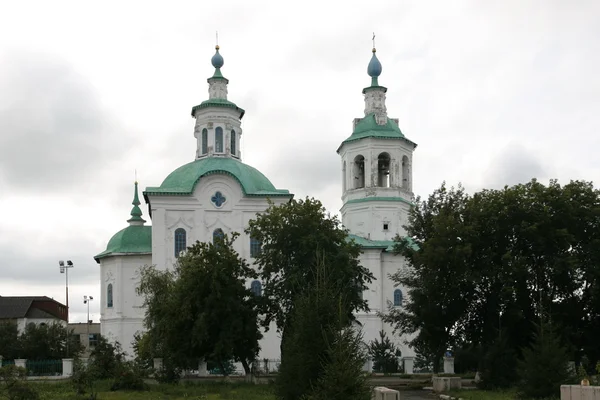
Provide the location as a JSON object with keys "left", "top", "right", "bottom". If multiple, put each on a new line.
{"left": 17, "top": 318, "right": 66, "bottom": 334}
{"left": 355, "top": 249, "right": 415, "bottom": 359}
{"left": 100, "top": 254, "right": 152, "bottom": 357}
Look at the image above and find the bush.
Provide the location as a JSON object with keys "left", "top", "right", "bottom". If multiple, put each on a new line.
{"left": 110, "top": 361, "right": 147, "bottom": 391}
{"left": 71, "top": 356, "right": 100, "bottom": 399}
{"left": 0, "top": 365, "right": 40, "bottom": 400}
{"left": 517, "top": 323, "right": 572, "bottom": 399}
{"left": 304, "top": 326, "right": 370, "bottom": 400}
{"left": 154, "top": 357, "right": 182, "bottom": 384}
{"left": 478, "top": 335, "right": 518, "bottom": 389}
{"left": 367, "top": 330, "right": 400, "bottom": 374}
{"left": 89, "top": 336, "right": 126, "bottom": 379}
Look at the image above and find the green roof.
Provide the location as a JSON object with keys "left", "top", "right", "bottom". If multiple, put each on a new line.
{"left": 337, "top": 113, "right": 417, "bottom": 152}
{"left": 347, "top": 234, "right": 419, "bottom": 252}
{"left": 348, "top": 234, "right": 395, "bottom": 251}
{"left": 94, "top": 225, "right": 152, "bottom": 262}
{"left": 190, "top": 98, "right": 245, "bottom": 119}
{"left": 144, "top": 157, "right": 292, "bottom": 198}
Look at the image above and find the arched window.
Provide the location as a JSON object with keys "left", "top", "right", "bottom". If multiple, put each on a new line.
{"left": 174, "top": 228, "right": 187, "bottom": 257}
{"left": 402, "top": 155, "right": 410, "bottom": 190}
{"left": 342, "top": 161, "right": 347, "bottom": 192}
{"left": 393, "top": 289, "right": 403, "bottom": 307}
{"left": 107, "top": 284, "right": 114, "bottom": 308}
{"left": 250, "top": 237, "right": 262, "bottom": 258}
{"left": 251, "top": 280, "right": 262, "bottom": 296}
{"left": 230, "top": 130, "right": 236, "bottom": 156}
{"left": 213, "top": 228, "right": 224, "bottom": 244}
{"left": 378, "top": 152, "right": 391, "bottom": 187}
{"left": 201, "top": 128, "right": 208, "bottom": 155}
{"left": 215, "top": 127, "right": 223, "bottom": 153}
{"left": 353, "top": 155, "right": 365, "bottom": 189}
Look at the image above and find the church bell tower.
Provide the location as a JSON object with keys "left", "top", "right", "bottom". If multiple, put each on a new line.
{"left": 337, "top": 45, "right": 418, "bottom": 241}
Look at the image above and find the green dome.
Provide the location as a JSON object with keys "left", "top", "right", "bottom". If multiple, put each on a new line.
{"left": 144, "top": 157, "right": 291, "bottom": 197}
{"left": 337, "top": 113, "right": 417, "bottom": 153}
{"left": 94, "top": 225, "right": 152, "bottom": 262}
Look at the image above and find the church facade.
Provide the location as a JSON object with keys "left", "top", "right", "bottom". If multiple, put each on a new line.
{"left": 94, "top": 44, "right": 417, "bottom": 368}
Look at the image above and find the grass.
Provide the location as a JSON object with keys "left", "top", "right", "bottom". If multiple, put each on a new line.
{"left": 448, "top": 389, "right": 518, "bottom": 400}
{"left": 21, "top": 380, "right": 277, "bottom": 400}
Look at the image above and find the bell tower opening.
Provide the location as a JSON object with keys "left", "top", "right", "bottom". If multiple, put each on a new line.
{"left": 402, "top": 155, "right": 410, "bottom": 190}
{"left": 377, "top": 152, "right": 390, "bottom": 187}
{"left": 353, "top": 155, "right": 365, "bottom": 189}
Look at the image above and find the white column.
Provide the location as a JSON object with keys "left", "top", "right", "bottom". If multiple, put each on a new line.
{"left": 62, "top": 359, "right": 73, "bottom": 377}
{"left": 198, "top": 360, "right": 208, "bottom": 376}
{"left": 153, "top": 358, "right": 163, "bottom": 372}
{"left": 443, "top": 356, "right": 455, "bottom": 374}
{"left": 14, "top": 359, "right": 26, "bottom": 369}
{"left": 402, "top": 356, "right": 415, "bottom": 374}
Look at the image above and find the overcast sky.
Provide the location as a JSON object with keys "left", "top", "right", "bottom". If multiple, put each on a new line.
{"left": 1, "top": 1, "right": 599, "bottom": 323}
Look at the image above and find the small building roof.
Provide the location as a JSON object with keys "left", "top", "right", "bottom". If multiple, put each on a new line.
{"left": 0, "top": 296, "right": 65, "bottom": 320}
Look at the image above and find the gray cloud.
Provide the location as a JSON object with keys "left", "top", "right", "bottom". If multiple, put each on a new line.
{"left": 0, "top": 50, "right": 133, "bottom": 192}
{"left": 483, "top": 144, "right": 551, "bottom": 190}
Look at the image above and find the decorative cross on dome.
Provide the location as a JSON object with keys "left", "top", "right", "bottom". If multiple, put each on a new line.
{"left": 211, "top": 191, "right": 226, "bottom": 207}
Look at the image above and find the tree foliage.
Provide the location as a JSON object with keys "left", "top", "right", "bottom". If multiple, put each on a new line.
{"left": 304, "top": 324, "right": 370, "bottom": 400}
{"left": 517, "top": 323, "right": 573, "bottom": 398}
{"left": 367, "top": 330, "right": 400, "bottom": 374}
{"left": 383, "top": 179, "right": 600, "bottom": 375}
{"left": 382, "top": 183, "right": 473, "bottom": 372}
{"left": 276, "top": 257, "right": 368, "bottom": 400}
{"left": 246, "top": 198, "right": 373, "bottom": 341}
{"left": 137, "top": 232, "right": 261, "bottom": 375}
{"left": 0, "top": 322, "right": 82, "bottom": 360}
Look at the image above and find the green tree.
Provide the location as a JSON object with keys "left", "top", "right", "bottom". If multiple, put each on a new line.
{"left": 382, "top": 183, "right": 474, "bottom": 373}
{"left": 18, "top": 322, "right": 81, "bottom": 360}
{"left": 367, "top": 330, "right": 400, "bottom": 374}
{"left": 246, "top": 198, "right": 373, "bottom": 349}
{"left": 478, "top": 334, "right": 518, "bottom": 389}
{"left": 304, "top": 325, "right": 370, "bottom": 400}
{"left": 276, "top": 256, "right": 362, "bottom": 400}
{"left": 137, "top": 232, "right": 261, "bottom": 375}
{"left": 0, "top": 322, "right": 20, "bottom": 360}
{"left": 88, "top": 336, "right": 125, "bottom": 379}
{"left": 518, "top": 323, "right": 572, "bottom": 399}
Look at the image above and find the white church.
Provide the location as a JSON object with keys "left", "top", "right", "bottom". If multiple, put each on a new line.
{"left": 94, "top": 44, "right": 417, "bottom": 370}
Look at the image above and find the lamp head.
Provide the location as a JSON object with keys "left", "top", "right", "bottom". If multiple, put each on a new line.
{"left": 66, "top": 260, "right": 73, "bottom": 267}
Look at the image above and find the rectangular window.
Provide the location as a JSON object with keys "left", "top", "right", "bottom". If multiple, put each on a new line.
{"left": 250, "top": 237, "right": 262, "bottom": 258}
{"left": 383, "top": 223, "right": 389, "bottom": 230}
{"left": 88, "top": 333, "right": 99, "bottom": 347}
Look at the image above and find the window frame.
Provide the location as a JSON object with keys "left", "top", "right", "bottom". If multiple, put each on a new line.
{"left": 215, "top": 127, "right": 224, "bottom": 153}
{"left": 174, "top": 228, "right": 187, "bottom": 257}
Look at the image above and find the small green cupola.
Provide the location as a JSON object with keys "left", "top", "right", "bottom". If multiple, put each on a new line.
{"left": 94, "top": 181, "right": 152, "bottom": 263}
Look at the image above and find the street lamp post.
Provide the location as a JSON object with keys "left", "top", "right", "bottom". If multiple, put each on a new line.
{"left": 58, "top": 260, "right": 74, "bottom": 322}
{"left": 83, "top": 295, "right": 94, "bottom": 350}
